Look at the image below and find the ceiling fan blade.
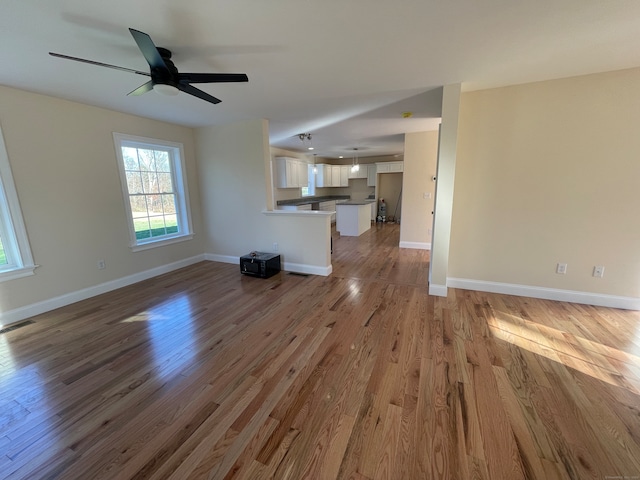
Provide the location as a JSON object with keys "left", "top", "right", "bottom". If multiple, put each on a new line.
{"left": 178, "top": 72, "right": 249, "bottom": 84}
{"left": 49, "top": 52, "right": 150, "bottom": 76}
{"left": 177, "top": 83, "right": 221, "bottom": 104}
{"left": 128, "top": 28, "right": 167, "bottom": 70}
{"left": 128, "top": 80, "right": 154, "bottom": 96}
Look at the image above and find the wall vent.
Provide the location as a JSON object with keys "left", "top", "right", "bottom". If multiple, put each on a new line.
{"left": 0, "top": 320, "right": 35, "bottom": 335}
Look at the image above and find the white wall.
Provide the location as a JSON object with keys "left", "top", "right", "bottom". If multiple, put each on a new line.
{"left": 196, "top": 120, "right": 332, "bottom": 275}
{"left": 450, "top": 67, "right": 640, "bottom": 307}
{"left": 400, "top": 131, "right": 439, "bottom": 249}
{"left": 0, "top": 86, "right": 204, "bottom": 321}
{"left": 430, "top": 84, "right": 461, "bottom": 296}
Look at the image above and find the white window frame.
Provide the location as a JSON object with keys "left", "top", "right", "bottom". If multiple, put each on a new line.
{"left": 301, "top": 164, "right": 316, "bottom": 197}
{"left": 0, "top": 124, "right": 36, "bottom": 282}
{"left": 113, "top": 133, "right": 194, "bottom": 251}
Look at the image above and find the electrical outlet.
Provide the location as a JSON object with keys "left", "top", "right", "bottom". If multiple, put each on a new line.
{"left": 273, "top": 242, "right": 278, "bottom": 252}
{"left": 556, "top": 263, "right": 567, "bottom": 274}
{"left": 97, "top": 259, "right": 106, "bottom": 270}
{"left": 593, "top": 265, "right": 605, "bottom": 278}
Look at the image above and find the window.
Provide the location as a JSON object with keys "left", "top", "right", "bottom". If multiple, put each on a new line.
{"left": 113, "top": 133, "right": 193, "bottom": 251}
{"left": 301, "top": 164, "right": 315, "bottom": 197}
{"left": 0, "top": 125, "right": 36, "bottom": 282}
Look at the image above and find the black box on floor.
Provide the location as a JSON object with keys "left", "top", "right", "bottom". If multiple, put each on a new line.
{"left": 240, "top": 252, "right": 281, "bottom": 278}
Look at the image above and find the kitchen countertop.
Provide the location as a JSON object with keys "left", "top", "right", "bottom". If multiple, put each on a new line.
{"left": 335, "top": 200, "right": 376, "bottom": 206}
{"left": 276, "top": 195, "right": 350, "bottom": 207}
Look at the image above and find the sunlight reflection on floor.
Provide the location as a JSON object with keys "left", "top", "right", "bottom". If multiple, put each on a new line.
{"left": 120, "top": 294, "right": 196, "bottom": 379}
{"left": 488, "top": 311, "right": 640, "bottom": 394}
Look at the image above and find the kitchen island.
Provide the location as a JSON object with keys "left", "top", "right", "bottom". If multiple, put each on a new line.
{"left": 335, "top": 201, "right": 374, "bottom": 236}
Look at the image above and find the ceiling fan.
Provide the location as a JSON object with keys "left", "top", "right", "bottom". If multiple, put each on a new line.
{"left": 49, "top": 28, "right": 248, "bottom": 104}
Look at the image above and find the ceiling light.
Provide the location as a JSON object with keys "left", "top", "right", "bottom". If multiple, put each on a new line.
{"left": 154, "top": 83, "right": 180, "bottom": 96}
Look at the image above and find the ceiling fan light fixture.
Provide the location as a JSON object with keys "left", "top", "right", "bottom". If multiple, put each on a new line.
{"left": 153, "top": 83, "right": 180, "bottom": 96}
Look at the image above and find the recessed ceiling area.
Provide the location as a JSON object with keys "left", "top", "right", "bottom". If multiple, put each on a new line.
{"left": 2, "top": 1, "right": 640, "bottom": 158}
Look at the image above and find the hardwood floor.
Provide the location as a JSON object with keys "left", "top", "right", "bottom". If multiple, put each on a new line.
{"left": 2, "top": 223, "right": 640, "bottom": 479}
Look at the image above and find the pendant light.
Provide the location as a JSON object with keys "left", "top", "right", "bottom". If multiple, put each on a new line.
{"left": 351, "top": 148, "right": 360, "bottom": 172}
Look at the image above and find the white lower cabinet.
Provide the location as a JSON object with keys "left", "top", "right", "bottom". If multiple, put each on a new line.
{"left": 278, "top": 203, "right": 312, "bottom": 211}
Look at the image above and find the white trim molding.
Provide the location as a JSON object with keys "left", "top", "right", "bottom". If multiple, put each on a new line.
{"left": 447, "top": 277, "right": 640, "bottom": 310}
{"left": 0, "top": 255, "right": 206, "bottom": 326}
{"left": 399, "top": 241, "right": 431, "bottom": 250}
{"left": 429, "top": 284, "right": 448, "bottom": 297}
{"left": 206, "top": 253, "right": 332, "bottom": 277}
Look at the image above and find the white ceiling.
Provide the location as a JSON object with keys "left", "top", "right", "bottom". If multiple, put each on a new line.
{"left": 2, "top": 1, "right": 640, "bottom": 158}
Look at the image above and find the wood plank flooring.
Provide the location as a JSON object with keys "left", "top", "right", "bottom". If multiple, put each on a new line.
{"left": 2, "top": 223, "right": 640, "bottom": 479}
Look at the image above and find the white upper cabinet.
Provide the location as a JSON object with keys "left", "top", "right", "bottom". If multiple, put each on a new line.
{"left": 315, "top": 164, "right": 332, "bottom": 187}
{"left": 340, "top": 166, "right": 349, "bottom": 186}
{"left": 367, "top": 164, "right": 377, "bottom": 186}
{"left": 348, "top": 165, "right": 367, "bottom": 179}
{"left": 315, "top": 164, "right": 355, "bottom": 187}
{"left": 375, "top": 161, "right": 403, "bottom": 174}
{"left": 331, "top": 165, "right": 341, "bottom": 186}
{"left": 275, "top": 157, "right": 309, "bottom": 188}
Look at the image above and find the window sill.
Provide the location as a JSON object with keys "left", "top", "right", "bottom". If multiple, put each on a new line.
{"left": 0, "top": 264, "right": 39, "bottom": 283}
{"left": 130, "top": 233, "right": 194, "bottom": 252}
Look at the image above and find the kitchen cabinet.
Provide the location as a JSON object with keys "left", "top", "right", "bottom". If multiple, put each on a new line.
{"left": 335, "top": 202, "right": 372, "bottom": 236}
{"left": 340, "top": 166, "right": 349, "bottom": 186}
{"left": 315, "top": 164, "right": 332, "bottom": 187}
{"left": 275, "top": 157, "right": 308, "bottom": 188}
{"left": 348, "top": 165, "right": 367, "bottom": 179}
{"left": 319, "top": 200, "right": 337, "bottom": 222}
{"left": 331, "top": 166, "right": 341, "bottom": 186}
{"left": 375, "top": 161, "right": 403, "bottom": 173}
{"left": 367, "top": 164, "right": 377, "bottom": 187}
{"left": 278, "top": 203, "right": 312, "bottom": 211}
{"left": 317, "top": 164, "right": 349, "bottom": 187}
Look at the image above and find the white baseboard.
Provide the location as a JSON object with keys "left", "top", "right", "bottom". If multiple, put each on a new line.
{"left": 429, "top": 284, "right": 448, "bottom": 297}
{"left": 447, "top": 277, "right": 640, "bottom": 310}
{"left": 206, "top": 253, "right": 238, "bottom": 264}
{"left": 283, "top": 262, "right": 332, "bottom": 277}
{"left": 205, "top": 253, "right": 332, "bottom": 277}
{"left": 1, "top": 255, "right": 207, "bottom": 326}
{"left": 399, "top": 241, "right": 431, "bottom": 250}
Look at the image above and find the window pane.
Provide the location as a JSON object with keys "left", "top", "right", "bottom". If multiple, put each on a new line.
{"left": 0, "top": 234, "right": 7, "bottom": 265}
{"left": 155, "top": 151, "right": 170, "bottom": 172}
{"left": 165, "top": 215, "right": 178, "bottom": 235}
{"left": 146, "top": 194, "right": 162, "bottom": 215}
{"left": 126, "top": 171, "right": 143, "bottom": 194}
{"left": 133, "top": 215, "right": 151, "bottom": 240}
{"left": 129, "top": 196, "right": 148, "bottom": 217}
{"left": 162, "top": 194, "right": 177, "bottom": 214}
{"left": 137, "top": 149, "right": 156, "bottom": 171}
{"left": 157, "top": 172, "right": 173, "bottom": 193}
{"left": 141, "top": 171, "right": 159, "bottom": 193}
{"left": 148, "top": 215, "right": 167, "bottom": 237}
{"left": 122, "top": 147, "right": 140, "bottom": 171}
